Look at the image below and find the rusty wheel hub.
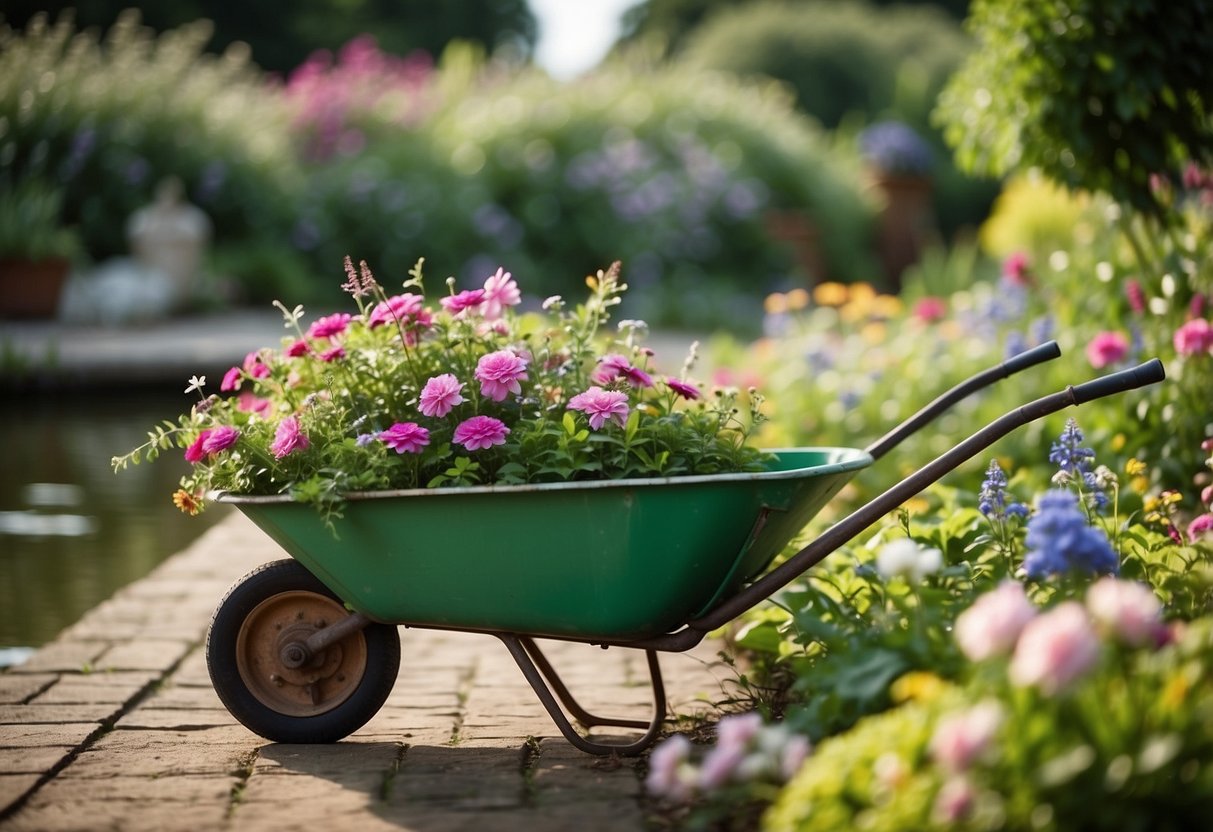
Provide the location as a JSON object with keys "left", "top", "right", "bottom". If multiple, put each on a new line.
{"left": 235, "top": 590, "right": 368, "bottom": 717}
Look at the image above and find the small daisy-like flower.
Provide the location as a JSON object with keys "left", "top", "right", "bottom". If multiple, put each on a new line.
{"left": 568, "top": 387, "right": 629, "bottom": 430}
{"left": 379, "top": 422, "right": 430, "bottom": 454}
{"left": 172, "top": 489, "right": 201, "bottom": 515}
{"left": 184, "top": 375, "right": 206, "bottom": 395}
{"left": 452, "top": 415, "right": 510, "bottom": 451}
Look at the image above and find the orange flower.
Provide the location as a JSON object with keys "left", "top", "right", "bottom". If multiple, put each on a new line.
{"left": 172, "top": 489, "right": 201, "bottom": 516}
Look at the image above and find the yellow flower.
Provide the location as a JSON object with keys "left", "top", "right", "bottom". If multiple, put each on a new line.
{"left": 172, "top": 489, "right": 201, "bottom": 516}
{"left": 764, "top": 292, "right": 788, "bottom": 314}
{"left": 1131, "top": 476, "right": 1149, "bottom": 494}
{"left": 1111, "top": 432, "right": 1127, "bottom": 452}
{"left": 870, "top": 294, "right": 904, "bottom": 319}
{"left": 786, "top": 288, "right": 810, "bottom": 310}
{"left": 1125, "top": 458, "right": 1147, "bottom": 477}
{"left": 1161, "top": 673, "right": 1189, "bottom": 710}
{"left": 901, "top": 496, "right": 930, "bottom": 515}
{"left": 813, "top": 281, "right": 849, "bottom": 306}
{"left": 891, "top": 671, "right": 946, "bottom": 703}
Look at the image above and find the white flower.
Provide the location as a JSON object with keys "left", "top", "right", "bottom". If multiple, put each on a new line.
{"left": 875, "top": 538, "right": 944, "bottom": 582}
{"left": 184, "top": 374, "right": 206, "bottom": 394}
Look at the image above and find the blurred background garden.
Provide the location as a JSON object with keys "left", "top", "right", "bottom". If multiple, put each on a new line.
{"left": 1, "top": 1, "right": 1212, "bottom": 824}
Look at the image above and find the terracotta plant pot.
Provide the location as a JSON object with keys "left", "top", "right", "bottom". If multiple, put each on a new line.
{"left": 0, "top": 257, "right": 72, "bottom": 318}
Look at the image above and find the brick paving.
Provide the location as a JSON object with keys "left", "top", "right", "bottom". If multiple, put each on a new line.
{"left": 0, "top": 513, "right": 731, "bottom": 831}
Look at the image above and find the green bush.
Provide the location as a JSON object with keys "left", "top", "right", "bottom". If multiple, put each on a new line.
{"left": 0, "top": 10, "right": 303, "bottom": 299}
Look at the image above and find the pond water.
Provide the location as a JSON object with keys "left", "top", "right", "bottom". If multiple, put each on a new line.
{"left": 0, "top": 391, "right": 227, "bottom": 659}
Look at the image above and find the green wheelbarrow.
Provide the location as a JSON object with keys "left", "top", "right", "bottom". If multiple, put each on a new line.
{"left": 206, "top": 344, "right": 1164, "bottom": 754}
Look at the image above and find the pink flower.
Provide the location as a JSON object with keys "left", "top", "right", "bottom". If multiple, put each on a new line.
{"left": 474, "top": 350, "right": 529, "bottom": 402}
{"left": 1085, "top": 577, "right": 1166, "bottom": 648}
{"left": 319, "top": 346, "right": 346, "bottom": 362}
{"left": 220, "top": 366, "right": 243, "bottom": 392}
{"left": 1009, "top": 601, "right": 1101, "bottom": 695}
{"left": 1001, "top": 251, "right": 1032, "bottom": 286}
{"left": 645, "top": 734, "right": 693, "bottom": 802}
{"left": 418, "top": 374, "right": 466, "bottom": 417}
{"left": 592, "top": 354, "right": 653, "bottom": 387}
{"left": 286, "top": 339, "right": 311, "bottom": 358}
{"left": 452, "top": 415, "right": 510, "bottom": 451}
{"left": 270, "top": 416, "right": 309, "bottom": 459}
{"left": 243, "top": 351, "right": 271, "bottom": 379}
{"left": 200, "top": 425, "right": 240, "bottom": 455}
{"left": 379, "top": 422, "right": 430, "bottom": 454}
{"left": 184, "top": 429, "right": 211, "bottom": 463}
{"left": 666, "top": 378, "right": 701, "bottom": 400}
{"left": 307, "top": 312, "right": 352, "bottom": 339}
{"left": 441, "top": 289, "right": 486, "bottom": 316}
{"left": 481, "top": 267, "right": 521, "bottom": 319}
{"left": 1125, "top": 279, "right": 1146, "bottom": 314}
{"left": 236, "top": 393, "right": 272, "bottom": 416}
{"left": 933, "top": 777, "right": 977, "bottom": 825}
{"left": 1173, "top": 318, "right": 1213, "bottom": 356}
{"left": 1085, "top": 331, "right": 1129, "bottom": 369}
{"left": 929, "top": 701, "right": 1004, "bottom": 772}
{"left": 368, "top": 293, "right": 424, "bottom": 328}
{"left": 1188, "top": 513, "right": 1213, "bottom": 540}
{"left": 1200, "top": 484, "right": 1213, "bottom": 510}
{"left": 568, "top": 386, "right": 630, "bottom": 430}
{"left": 954, "top": 581, "right": 1038, "bottom": 661}
{"left": 913, "top": 296, "right": 948, "bottom": 323}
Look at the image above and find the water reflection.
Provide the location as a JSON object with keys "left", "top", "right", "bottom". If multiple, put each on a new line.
{"left": 0, "top": 391, "right": 226, "bottom": 651}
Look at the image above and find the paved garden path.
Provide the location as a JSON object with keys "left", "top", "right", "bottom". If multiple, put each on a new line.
{"left": 0, "top": 512, "right": 730, "bottom": 831}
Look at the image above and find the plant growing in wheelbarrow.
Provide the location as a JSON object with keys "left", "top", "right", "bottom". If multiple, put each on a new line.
{"left": 115, "top": 254, "right": 1166, "bottom": 752}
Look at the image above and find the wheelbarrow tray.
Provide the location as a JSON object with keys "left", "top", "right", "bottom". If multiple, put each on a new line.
{"left": 219, "top": 447, "right": 871, "bottom": 641}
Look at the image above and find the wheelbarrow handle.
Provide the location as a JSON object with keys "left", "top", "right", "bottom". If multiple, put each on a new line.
{"left": 864, "top": 340, "right": 1062, "bottom": 460}
{"left": 632, "top": 358, "right": 1165, "bottom": 651}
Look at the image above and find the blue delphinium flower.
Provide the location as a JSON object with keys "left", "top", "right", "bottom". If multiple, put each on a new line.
{"left": 1049, "top": 418, "right": 1108, "bottom": 510}
{"left": 1022, "top": 489, "right": 1118, "bottom": 577}
{"left": 978, "top": 460, "right": 1028, "bottom": 520}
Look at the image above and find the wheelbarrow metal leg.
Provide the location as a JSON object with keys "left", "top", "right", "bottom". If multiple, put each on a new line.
{"left": 498, "top": 634, "right": 667, "bottom": 756}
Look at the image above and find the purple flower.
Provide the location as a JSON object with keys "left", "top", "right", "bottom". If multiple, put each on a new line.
{"left": 452, "top": 415, "right": 510, "bottom": 451}
{"left": 1022, "top": 490, "right": 1118, "bottom": 578}
{"left": 200, "top": 425, "right": 240, "bottom": 455}
{"left": 977, "top": 460, "right": 1028, "bottom": 520}
{"left": 592, "top": 354, "right": 653, "bottom": 388}
{"left": 858, "top": 120, "right": 933, "bottom": 175}
{"left": 379, "top": 422, "right": 430, "bottom": 454}
{"left": 666, "top": 378, "right": 701, "bottom": 400}
{"left": 568, "top": 387, "right": 630, "bottom": 430}
{"left": 270, "top": 417, "right": 309, "bottom": 458}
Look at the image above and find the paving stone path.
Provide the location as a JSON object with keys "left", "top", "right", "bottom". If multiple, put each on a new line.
{"left": 0, "top": 513, "right": 732, "bottom": 831}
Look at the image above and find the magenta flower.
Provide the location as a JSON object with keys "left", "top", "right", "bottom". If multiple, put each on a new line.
{"left": 481, "top": 267, "right": 521, "bottom": 319}
{"left": 1001, "top": 251, "right": 1031, "bottom": 286}
{"left": 184, "top": 429, "right": 211, "bottom": 464}
{"left": 1084, "top": 330, "right": 1129, "bottom": 369}
{"left": 474, "top": 350, "right": 529, "bottom": 402}
{"left": 592, "top": 354, "right": 654, "bottom": 387}
{"left": 201, "top": 425, "right": 240, "bottom": 455}
{"left": 286, "top": 339, "right": 311, "bottom": 358}
{"left": 1008, "top": 601, "right": 1101, "bottom": 695}
{"left": 929, "top": 701, "right": 1004, "bottom": 773}
{"left": 441, "top": 289, "right": 486, "bottom": 316}
{"left": 666, "top": 378, "right": 702, "bottom": 400}
{"left": 379, "top": 422, "right": 430, "bottom": 454}
{"left": 319, "top": 345, "right": 346, "bottom": 362}
{"left": 452, "top": 415, "right": 510, "bottom": 451}
{"left": 308, "top": 312, "right": 352, "bottom": 339}
{"left": 220, "top": 366, "right": 243, "bottom": 392}
{"left": 236, "top": 393, "right": 272, "bottom": 416}
{"left": 367, "top": 293, "right": 424, "bottom": 328}
{"left": 1125, "top": 279, "right": 1146, "bottom": 314}
{"left": 1187, "top": 513, "right": 1213, "bottom": 540}
{"left": 270, "top": 416, "right": 309, "bottom": 459}
{"left": 1085, "top": 577, "right": 1165, "bottom": 648}
{"left": 568, "top": 386, "right": 630, "bottom": 430}
{"left": 913, "top": 296, "right": 948, "bottom": 323}
{"left": 418, "top": 373, "right": 465, "bottom": 417}
{"left": 954, "top": 581, "right": 1037, "bottom": 662}
{"left": 1173, "top": 318, "right": 1213, "bottom": 356}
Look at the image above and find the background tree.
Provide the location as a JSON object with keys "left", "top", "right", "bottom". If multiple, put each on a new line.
{"left": 0, "top": 0, "right": 537, "bottom": 73}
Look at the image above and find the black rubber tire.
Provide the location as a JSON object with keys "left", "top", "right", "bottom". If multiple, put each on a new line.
{"left": 206, "top": 559, "right": 400, "bottom": 743}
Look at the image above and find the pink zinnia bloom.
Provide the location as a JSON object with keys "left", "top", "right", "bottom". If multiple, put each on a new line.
{"left": 201, "top": 425, "right": 240, "bottom": 455}
{"left": 1001, "top": 251, "right": 1031, "bottom": 286}
{"left": 1085, "top": 331, "right": 1129, "bottom": 369}
{"left": 367, "top": 293, "right": 424, "bottom": 328}
{"left": 452, "top": 415, "right": 510, "bottom": 451}
{"left": 379, "top": 422, "right": 430, "bottom": 454}
{"left": 913, "top": 296, "right": 948, "bottom": 323}
{"left": 475, "top": 350, "right": 529, "bottom": 402}
{"left": 418, "top": 373, "right": 465, "bottom": 417}
{"left": 666, "top": 378, "right": 701, "bottom": 400}
{"left": 286, "top": 339, "right": 311, "bottom": 358}
{"left": 220, "top": 366, "right": 243, "bottom": 392}
{"left": 930, "top": 701, "right": 1004, "bottom": 773}
{"left": 1009, "top": 601, "right": 1101, "bottom": 695}
{"left": 319, "top": 345, "right": 346, "bottom": 362}
{"left": 236, "top": 392, "right": 272, "bottom": 416}
{"left": 307, "top": 312, "right": 352, "bottom": 340}
{"left": 1188, "top": 513, "right": 1213, "bottom": 540}
{"left": 1085, "top": 577, "right": 1166, "bottom": 648}
{"left": 1173, "top": 318, "right": 1213, "bottom": 356}
{"left": 481, "top": 267, "right": 521, "bottom": 319}
{"left": 184, "top": 429, "right": 211, "bottom": 464}
{"left": 270, "top": 416, "right": 309, "bottom": 459}
{"left": 440, "top": 289, "right": 486, "bottom": 316}
{"left": 954, "top": 581, "right": 1037, "bottom": 662}
{"left": 568, "top": 386, "right": 630, "bottom": 430}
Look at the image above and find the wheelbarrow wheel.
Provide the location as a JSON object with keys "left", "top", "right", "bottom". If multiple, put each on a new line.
{"left": 206, "top": 559, "right": 400, "bottom": 743}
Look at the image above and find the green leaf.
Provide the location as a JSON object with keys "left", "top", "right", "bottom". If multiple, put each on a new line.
{"left": 562, "top": 411, "right": 577, "bottom": 436}
{"left": 625, "top": 409, "right": 640, "bottom": 444}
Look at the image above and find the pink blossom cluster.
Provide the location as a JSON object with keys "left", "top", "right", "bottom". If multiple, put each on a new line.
{"left": 1085, "top": 330, "right": 1129, "bottom": 369}
{"left": 1173, "top": 318, "right": 1213, "bottom": 357}
{"left": 644, "top": 713, "right": 811, "bottom": 803}
{"left": 954, "top": 578, "right": 1167, "bottom": 696}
